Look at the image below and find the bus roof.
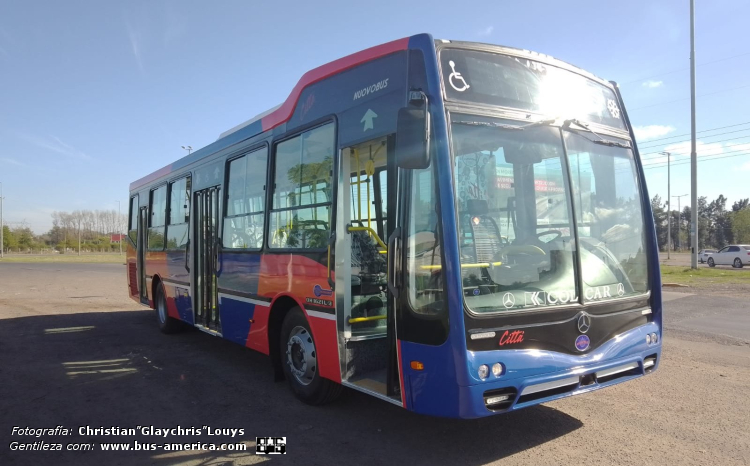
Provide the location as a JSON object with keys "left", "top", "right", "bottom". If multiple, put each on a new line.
{"left": 130, "top": 34, "right": 615, "bottom": 193}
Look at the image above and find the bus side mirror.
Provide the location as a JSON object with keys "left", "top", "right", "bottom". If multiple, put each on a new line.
{"left": 395, "top": 92, "right": 430, "bottom": 169}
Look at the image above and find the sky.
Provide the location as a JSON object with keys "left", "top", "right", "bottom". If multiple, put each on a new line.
{"left": 1, "top": 0, "right": 749, "bottom": 233}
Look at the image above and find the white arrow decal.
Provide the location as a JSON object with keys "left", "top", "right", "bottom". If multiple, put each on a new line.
{"left": 361, "top": 109, "right": 378, "bottom": 131}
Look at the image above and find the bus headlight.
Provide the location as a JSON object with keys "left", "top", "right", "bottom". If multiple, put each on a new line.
{"left": 646, "top": 334, "right": 652, "bottom": 345}
{"left": 651, "top": 333, "right": 659, "bottom": 344}
{"left": 492, "top": 363, "right": 503, "bottom": 377}
{"left": 478, "top": 365, "right": 489, "bottom": 380}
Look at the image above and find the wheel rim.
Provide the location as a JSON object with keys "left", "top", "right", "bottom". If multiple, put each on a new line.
{"left": 735, "top": 258, "right": 741, "bottom": 267}
{"left": 157, "top": 291, "right": 167, "bottom": 324}
{"left": 286, "top": 326, "right": 316, "bottom": 386}
{"left": 708, "top": 258, "right": 714, "bottom": 266}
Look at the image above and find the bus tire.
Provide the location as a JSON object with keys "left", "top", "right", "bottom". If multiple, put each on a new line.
{"left": 155, "top": 283, "right": 181, "bottom": 334}
{"left": 280, "top": 307, "right": 342, "bottom": 405}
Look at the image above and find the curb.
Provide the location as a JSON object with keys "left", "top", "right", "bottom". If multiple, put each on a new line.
{"left": 662, "top": 283, "right": 690, "bottom": 288}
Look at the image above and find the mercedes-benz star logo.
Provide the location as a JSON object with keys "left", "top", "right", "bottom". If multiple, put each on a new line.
{"left": 502, "top": 292, "right": 515, "bottom": 309}
{"left": 617, "top": 283, "right": 625, "bottom": 296}
{"left": 578, "top": 314, "right": 591, "bottom": 334}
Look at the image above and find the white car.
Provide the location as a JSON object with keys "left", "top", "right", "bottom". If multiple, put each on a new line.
{"left": 698, "top": 249, "right": 715, "bottom": 264}
{"left": 707, "top": 245, "right": 750, "bottom": 268}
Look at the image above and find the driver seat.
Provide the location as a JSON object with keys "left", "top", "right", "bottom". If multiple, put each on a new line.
{"left": 466, "top": 199, "right": 505, "bottom": 264}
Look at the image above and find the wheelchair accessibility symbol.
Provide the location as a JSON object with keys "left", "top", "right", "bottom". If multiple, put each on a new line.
{"left": 448, "top": 60, "right": 470, "bottom": 92}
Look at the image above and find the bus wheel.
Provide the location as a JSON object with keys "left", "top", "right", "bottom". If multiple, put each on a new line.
{"left": 155, "top": 283, "right": 181, "bottom": 334}
{"left": 280, "top": 307, "right": 342, "bottom": 405}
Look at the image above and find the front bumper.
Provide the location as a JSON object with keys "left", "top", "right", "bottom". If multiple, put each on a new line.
{"left": 457, "top": 323, "right": 661, "bottom": 418}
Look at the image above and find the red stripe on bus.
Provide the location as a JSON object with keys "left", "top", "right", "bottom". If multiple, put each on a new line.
{"left": 306, "top": 313, "right": 341, "bottom": 383}
{"left": 261, "top": 37, "right": 409, "bottom": 132}
{"left": 246, "top": 304, "right": 271, "bottom": 354}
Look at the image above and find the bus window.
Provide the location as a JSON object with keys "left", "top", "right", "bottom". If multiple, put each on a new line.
{"left": 223, "top": 147, "right": 268, "bottom": 249}
{"left": 270, "top": 123, "right": 334, "bottom": 249}
{"left": 128, "top": 195, "right": 138, "bottom": 245}
{"left": 167, "top": 176, "right": 191, "bottom": 250}
{"left": 406, "top": 168, "right": 444, "bottom": 313}
{"left": 148, "top": 185, "right": 167, "bottom": 250}
{"left": 451, "top": 118, "right": 578, "bottom": 313}
{"left": 565, "top": 132, "right": 648, "bottom": 297}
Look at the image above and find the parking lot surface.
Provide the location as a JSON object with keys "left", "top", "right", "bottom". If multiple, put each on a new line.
{"left": 1, "top": 263, "right": 749, "bottom": 465}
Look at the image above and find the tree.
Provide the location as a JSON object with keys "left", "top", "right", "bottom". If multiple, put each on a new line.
{"left": 705, "top": 194, "right": 732, "bottom": 248}
{"left": 732, "top": 198, "right": 749, "bottom": 212}
{"left": 732, "top": 209, "right": 750, "bottom": 244}
{"left": 650, "top": 195, "right": 667, "bottom": 250}
{"left": 15, "top": 227, "right": 35, "bottom": 250}
{"left": 2, "top": 225, "right": 18, "bottom": 251}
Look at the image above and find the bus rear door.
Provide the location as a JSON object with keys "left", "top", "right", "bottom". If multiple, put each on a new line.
{"left": 193, "top": 186, "right": 222, "bottom": 334}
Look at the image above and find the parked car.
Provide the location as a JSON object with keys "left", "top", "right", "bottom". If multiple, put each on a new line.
{"left": 698, "top": 249, "right": 716, "bottom": 264}
{"left": 707, "top": 245, "right": 750, "bottom": 268}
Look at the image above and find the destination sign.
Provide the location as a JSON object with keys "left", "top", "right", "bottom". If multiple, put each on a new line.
{"left": 440, "top": 48, "right": 626, "bottom": 131}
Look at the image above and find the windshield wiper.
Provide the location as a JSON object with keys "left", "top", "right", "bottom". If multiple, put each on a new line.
{"left": 453, "top": 118, "right": 557, "bottom": 131}
{"left": 562, "top": 119, "right": 631, "bottom": 149}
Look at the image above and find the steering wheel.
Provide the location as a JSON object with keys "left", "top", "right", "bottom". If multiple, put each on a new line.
{"left": 535, "top": 230, "right": 562, "bottom": 242}
{"left": 497, "top": 244, "right": 546, "bottom": 256}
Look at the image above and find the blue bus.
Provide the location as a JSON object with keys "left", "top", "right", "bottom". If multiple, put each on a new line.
{"left": 127, "top": 33, "right": 661, "bottom": 418}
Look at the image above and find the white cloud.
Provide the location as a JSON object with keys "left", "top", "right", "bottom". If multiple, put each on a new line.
{"left": 633, "top": 125, "right": 675, "bottom": 141}
{"left": 642, "top": 139, "right": 726, "bottom": 165}
{"left": 726, "top": 142, "right": 750, "bottom": 153}
{"left": 740, "top": 161, "right": 750, "bottom": 171}
{"left": 477, "top": 26, "right": 494, "bottom": 37}
{"left": 17, "top": 133, "right": 91, "bottom": 161}
{"left": 125, "top": 21, "right": 144, "bottom": 75}
{"left": 0, "top": 157, "right": 29, "bottom": 168}
{"left": 642, "top": 80, "right": 664, "bottom": 88}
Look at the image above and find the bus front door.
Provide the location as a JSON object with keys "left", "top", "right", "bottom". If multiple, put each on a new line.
{"left": 336, "top": 135, "right": 401, "bottom": 402}
{"left": 193, "top": 186, "right": 221, "bottom": 334}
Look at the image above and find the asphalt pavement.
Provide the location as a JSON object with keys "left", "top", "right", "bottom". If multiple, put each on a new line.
{"left": 0, "top": 263, "right": 748, "bottom": 466}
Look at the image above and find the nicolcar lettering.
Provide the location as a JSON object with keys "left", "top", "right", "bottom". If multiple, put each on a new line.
{"left": 498, "top": 330, "right": 524, "bottom": 346}
{"left": 353, "top": 79, "right": 389, "bottom": 100}
{"left": 524, "top": 283, "right": 624, "bottom": 307}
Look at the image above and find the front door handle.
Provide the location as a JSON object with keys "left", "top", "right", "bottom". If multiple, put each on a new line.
{"left": 387, "top": 227, "right": 401, "bottom": 299}
{"left": 327, "top": 231, "right": 336, "bottom": 289}
{"left": 184, "top": 239, "right": 191, "bottom": 272}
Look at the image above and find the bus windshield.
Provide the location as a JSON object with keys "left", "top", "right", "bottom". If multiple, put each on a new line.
{"left": 451, "top": 116, "right": 648, "bottom": 313}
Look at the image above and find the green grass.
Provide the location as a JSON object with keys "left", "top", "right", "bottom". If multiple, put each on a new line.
{"left": 660, "top": 264, "right": 750, "bottom": 285}
{"left": 0, "top": 254, "right": 125, "bottom": 264}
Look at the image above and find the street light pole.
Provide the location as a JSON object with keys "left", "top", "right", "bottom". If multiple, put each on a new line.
{"left": 181, "top": 145, "right": 192, "bottom": 155}
{"left": 660, "top": 151, "right": 671, "bottom": 259}
{"left": 673, "top": 194, "right": 688, "bottom": 251}
{"left": 690, "top": 0, "right": 698, "bottom": 268}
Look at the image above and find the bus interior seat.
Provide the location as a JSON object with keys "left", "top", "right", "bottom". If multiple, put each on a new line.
{"left": 350, "top": 228, "right": 387, "bottom": 335}
{"left": 465, "top": 199, "right": 505, "bottom": 264}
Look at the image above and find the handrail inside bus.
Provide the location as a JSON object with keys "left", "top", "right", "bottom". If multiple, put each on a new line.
{"left": 420, "top": 261, "right": 503, "bottom": 270}
{"left": 348, "top": 315, "right": 387, "bottom": 324}
{"left": 347, "top": 226, "right": 387, "bottom": 252}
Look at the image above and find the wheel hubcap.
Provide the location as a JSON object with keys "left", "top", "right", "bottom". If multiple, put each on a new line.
{"left": 157, "top": 293, "right": 166, "bottom": 323}
{"left": 286, "top": 326, "right": 316, "bottom": 386}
